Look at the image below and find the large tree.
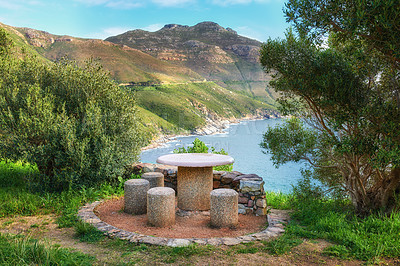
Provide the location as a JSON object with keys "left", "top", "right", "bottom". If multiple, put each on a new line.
{"left": 260, "top": 0, "right": 400, "bottom": 214}
{"left": 0, "top": 28, "right": 147, "bottom": 191}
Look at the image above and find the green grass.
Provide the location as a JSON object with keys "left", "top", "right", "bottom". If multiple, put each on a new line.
{"left": 2, "top": 160, "right": 400, "bottom": 263}
{"left": 99, "top": 238, "right": 215, "bottom": 264}
{"left": 157, "top": 244, "right": 216, "bottom": 263}
{"left": 283, "top": 196, "right": 400, "bottom": 262}
{"left": 0, "top": 160, "right": 127, "bottom": 227}
{"left": 74, "top": 221, "right": 105, "bottom": 243}
{"left": 264, "top": 190, "right": 400, "bottom": 261}
{"left": 261, "top": 233, "right": 303, "bottom": 255}
{"left": 0, "top": 233, "right": 95, "bottom": 265}
{"left": 265, "top": 191, "right": 293, "bottom": 210}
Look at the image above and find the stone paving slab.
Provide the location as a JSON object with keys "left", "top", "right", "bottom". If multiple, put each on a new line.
{"left": 77, "top": 200, "right": 290, "bottom": 246}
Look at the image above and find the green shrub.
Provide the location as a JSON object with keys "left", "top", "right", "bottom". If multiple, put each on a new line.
{"left": 0, "top": 29, "right": 147, "bottom": 191}
{"left": 173, "top": 138, "right": 233, "bottom": 171}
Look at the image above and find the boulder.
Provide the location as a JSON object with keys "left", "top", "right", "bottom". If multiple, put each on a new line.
{"left": 239, "top": 179, "right": 264, "bottom": 193}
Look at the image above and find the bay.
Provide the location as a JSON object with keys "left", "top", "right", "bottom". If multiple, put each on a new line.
{"left": 140, "top": 119, "right": 304, "bottom": 193}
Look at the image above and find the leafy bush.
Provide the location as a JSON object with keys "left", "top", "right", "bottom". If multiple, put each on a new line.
{"left": 173, "top": 138, "right": 233, "bottom": 171}
{"left": 0, "top": 29, "right": 147, "bottom": 191}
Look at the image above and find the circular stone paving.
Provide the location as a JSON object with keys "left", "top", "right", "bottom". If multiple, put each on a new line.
{"left": 78, "top": 198, "right": 290, "bottom": 247}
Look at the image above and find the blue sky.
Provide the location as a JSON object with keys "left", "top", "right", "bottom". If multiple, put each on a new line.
{"left": 0, "top": 0, "right": 289, "bottom": 41}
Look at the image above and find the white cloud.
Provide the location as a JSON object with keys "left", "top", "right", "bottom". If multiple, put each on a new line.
{"left": 105, "top": 0, "right": 143, "bottom": 8}
{"left": 0, "top": 1, "right": 21, "bottom": 10}
{"left": 103, "top": 26, "right": 131, "bottom": 36}
{"left": 74, "top": 0, "right": 143, "bottom": 9}
{"left": 75, "top": 0, "right": 195, "bottom": 8}
{"left": 0, "top": 0, "right": 43, "bottom": 10}
{"left": 151, "top": 0, "right": 195, "bottom": 7}
{"left": 142, "top": 23, "right": 163, "bottom": 32}
{"left": 235, "top": 26, "right": 265, "bottom": 41}
{"left": 86, "top": 23, "right": 163, "bottom": 39}
{"left": 83, "top": 26, "right": 130, "bottom": 39}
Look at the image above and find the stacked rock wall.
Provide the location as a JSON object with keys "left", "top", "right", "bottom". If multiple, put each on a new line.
{"left": 126, "top": 163, "right": 267, "bottom": 216}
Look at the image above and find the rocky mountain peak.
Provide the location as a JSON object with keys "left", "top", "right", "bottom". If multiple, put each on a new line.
{"left": 192, "top": 21, "right": 227, "bottom": 32}
{"left": 161, "top": 24, "right": 189, "bottom": 30}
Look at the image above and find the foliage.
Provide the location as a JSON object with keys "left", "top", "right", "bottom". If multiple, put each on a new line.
{"left": 0, "top": 234, "right": 95, "bottom": 265}
{"left": 174, "top": 138, "right": 233, "bottom": 171}
{"left": 0, "top": 28, "right": 147, "bottom": 191}
{"left": 284, "top": 0, "right": 400, "bottom": 68}
{"left": 0, "top": 160, "right": 127, "bottom": 231}
{"left": 264, "top": 191, "right": 293, "bottom": 210}
{"left": 260, "top": 1, "right": 400, "bottom": 214}
{"left": 174, "top": 138, "right": 210, "bottom": 154}
{"left": 287, "top": 193, "right": 400, "bottom": 262}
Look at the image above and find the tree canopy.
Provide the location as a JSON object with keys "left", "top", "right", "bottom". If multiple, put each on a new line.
{"left": 0, "top": 28, "right": 147, "bottom": 191}
{"left": 260, "top": 0, "right": 400, "bottom": 214}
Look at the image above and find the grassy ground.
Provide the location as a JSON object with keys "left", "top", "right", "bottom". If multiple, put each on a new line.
{"left": 0, "top": 160, "right": 399, "bottom": 265}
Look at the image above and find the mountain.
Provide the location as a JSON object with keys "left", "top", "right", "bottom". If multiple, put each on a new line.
{"left": 2, "top": 23, "right": 202, "bottom": 84}
{"left": 0, "top": 22, "right": 278, "bottom": 136}
{"left": 106, "top": 22, "right": 276, "bottom": 101}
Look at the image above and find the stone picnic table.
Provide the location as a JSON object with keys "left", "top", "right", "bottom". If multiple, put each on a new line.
{"left": 156, "top": 153, "right": 234, "bottom": 211}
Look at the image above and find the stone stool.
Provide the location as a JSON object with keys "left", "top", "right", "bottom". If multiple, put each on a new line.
{"left": 142, "top": 172, "right": 164, "bottom": 188}
{"left": 147, "top": 187, "right": 175, "bottom": 227}
{"left": 210, "top": 188, "right": 238, "bottom": 228}
{"left": 124, "top": 179, "right": 150, "bottom": 215}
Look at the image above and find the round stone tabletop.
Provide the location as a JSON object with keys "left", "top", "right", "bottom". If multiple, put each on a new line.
{"left": 156, "top": 153, "right": 234, "bottom": 167}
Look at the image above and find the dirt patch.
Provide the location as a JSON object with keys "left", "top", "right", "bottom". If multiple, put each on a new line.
{"left": 94, "top": 197, "right": 267, "bottom": 238}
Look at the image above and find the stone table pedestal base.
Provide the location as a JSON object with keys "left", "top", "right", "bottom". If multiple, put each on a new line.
{"left": 177, "top": 166, "right": 213, "bottom": 211}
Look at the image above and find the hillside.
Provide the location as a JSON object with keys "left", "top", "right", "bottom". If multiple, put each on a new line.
{"left": 0, "top": 22, "right": 278, "bottom": 135}
{"left": 106, "top": 22, "right": 277, "bottom": 101}
{"left": 4, "top": 24, "right": 202, "bottom": 84}
{"left": 131, "top": 82, "right": 277, "bottom": 135}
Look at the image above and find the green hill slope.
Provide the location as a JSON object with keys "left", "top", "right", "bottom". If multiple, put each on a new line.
{"left": 131, "top": 81, "right": 276, "bottom": 133}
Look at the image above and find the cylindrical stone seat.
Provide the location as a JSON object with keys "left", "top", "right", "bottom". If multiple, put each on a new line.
{"left": 210, "top": 189, "right": 238, "bottom": 228}
{"left": 147, "top": 187, "right": 175, "bottom": 227}
{"left": 124, "top": 179, "right": 150, "bottom": 215}
{"left": 142, "top": 172, "right": 164, "bottom": 188}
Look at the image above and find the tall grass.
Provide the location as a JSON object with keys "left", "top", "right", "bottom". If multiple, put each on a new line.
{"left": 0, "top": 234, "right": 95, "bottom": 265}
{"left": 264, "top": 189, "right": 400, "bottom": 261}
{"left": 265, "top": 191, "right": 293, "bottom": 210}
{"left": 0, "top": 160, "right": 128, "bottom": 227}
{"left": 287, "top": 196, "right": 400, "bottom": 261}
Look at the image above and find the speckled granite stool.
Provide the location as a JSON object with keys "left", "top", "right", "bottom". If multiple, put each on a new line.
{"left": 142, "top": 172, "right": 164, "bottom": 188}
{"left": 147, "top": 187, "right": 175, "bottom": 227}
{"left": 210, "top": 188, "right": 238, "bottom": 228}
{"left": 124, "top": 179, "right": 150, "bottom": 215}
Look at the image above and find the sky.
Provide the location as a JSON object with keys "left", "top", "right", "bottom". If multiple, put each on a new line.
{"left": 0, "top": 0, "right": 290, "bottom": 42}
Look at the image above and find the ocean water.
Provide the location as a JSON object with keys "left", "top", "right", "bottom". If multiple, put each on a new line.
{"left": 140, "top": 119, "right": 305, "bottom": 193}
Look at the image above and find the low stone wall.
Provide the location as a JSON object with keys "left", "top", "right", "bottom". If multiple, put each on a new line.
{"left": 126, "top": 163, "right": 267, "bottom": 216}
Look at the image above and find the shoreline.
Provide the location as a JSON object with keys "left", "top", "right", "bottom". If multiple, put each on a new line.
{"left": 141, "top": 113, "right": 280, "bottom": 151}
